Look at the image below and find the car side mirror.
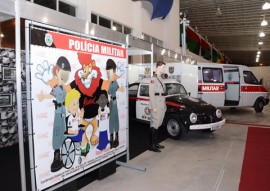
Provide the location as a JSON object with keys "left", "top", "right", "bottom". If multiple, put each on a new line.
{"left": 259, "top": 78, "right": 263, "bottom": 85}
{"left": 188, "top": 92, "right": 191, "bottom": 96}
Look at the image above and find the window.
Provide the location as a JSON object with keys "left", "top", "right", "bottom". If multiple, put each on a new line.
{"left": 99, "top": 16, "right": 111, "bottom": 29}
{"left": 59, "top": 1, "right": 76, "bottom": 17}
{"left": 124, "top": 26, "right": 132, "bottom": 34}
{"left": 27, "top": 0, "right": 76, "bottom": 17}
{"left": 112, "top": 22, "right": 122, "bottom": 33}
{"left": 91, "top": 13, "right": 98, "bottom": 24}
{"left": 139, "top": 85, "right": 149, "bottom": 97}
{"left": 152, "top": 37, "right": 158, "bottom": 45}
{"left": 243, "top": 71, "right": 259, "bottom": 85}
{"left": 129, "top": 84, "right": 139, "bottom": 96}
{"left": 202, "top": 68, "right": 223, "bottom": 83}
{"left": 166, "top": 83, "right": 187, "bottom": 95}
{"left": 34, "top": 0, "right": 56, "bottom": 10}
{"left": 90, "top": 13, "right": 133, "bottom": 35}
{"left": 142, "top": 33, "right": 151, "bottom": 42}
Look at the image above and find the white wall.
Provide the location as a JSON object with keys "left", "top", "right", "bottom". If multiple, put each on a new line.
{"left": 85, "top": 0, "right": 179, "bottom": 51}
{"left": 71, "top": 0, "right": 209, "bottom": 64}
{"left": 250, "top": 66, "right": 270, "bottom": 91}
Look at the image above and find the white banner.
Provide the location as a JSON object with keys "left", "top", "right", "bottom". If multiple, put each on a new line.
{"left": 30, "top": 28, "right": 127, "bottom": 190}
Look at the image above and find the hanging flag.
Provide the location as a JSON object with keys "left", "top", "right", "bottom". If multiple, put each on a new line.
{"left": 132, "top": 0, "right": 174, "bottom": 20}
{"left": 201, "top": 39, "right": 211, "bottom": 61}
{"left": 186, "top": 27, "right": 200, "bottom": 55}
{"left": 212, "top": 48, "right": 218, "bottom": 63}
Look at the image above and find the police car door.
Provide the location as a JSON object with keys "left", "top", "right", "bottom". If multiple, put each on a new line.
{"left": 136, "top": 84, "right": 151, "bottom": 121}
{"left": 200, "top": 66, "right": 225, "bottom": 107}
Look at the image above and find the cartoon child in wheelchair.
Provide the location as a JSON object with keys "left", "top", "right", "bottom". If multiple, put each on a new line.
{"left": 60, "top": 89, "right": 86, "bottom": 169}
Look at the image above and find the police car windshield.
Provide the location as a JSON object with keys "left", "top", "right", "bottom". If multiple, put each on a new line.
{"left": 165, "top": 83, "right": 187, "bottom": 96}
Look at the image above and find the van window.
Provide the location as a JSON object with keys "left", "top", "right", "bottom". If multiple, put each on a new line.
{"left": 243, "top": 71, "right": 259, "bottom": 85}
{"left": 139, "top": 85, "right": 149, "bottom": 97}
{"left": 202, "top": 68, "right": 223, "bottom": 83}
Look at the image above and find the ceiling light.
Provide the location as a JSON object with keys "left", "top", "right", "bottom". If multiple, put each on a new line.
{"left": 0, "top": 33, "right": 4, "bottom": 38}
{"left": 260, "top": 63, "right": 263, "bottom": 66}
{"left": 258, "top": 41, "right": 264, "bottom": 45}
{"left": 175, "top": 54, "right": 178, "bottom": 59}
{"left": 256, "top": 54, "right": 260, "bottom": 58}
{"left": 262, "top": 2, "right": 270, "bottom": 10}
{"left": 256, "top": 59, "right": 259, "bottom": 62}
{"left": 112, "top": 26, "right": 117, "bottom": 31}
{"left": 216, "top": 7, "right": 223, "bottom": 16}
{"left": 257, "top": 51, "right": 261, "bottom": 54}
{"left": 261, "top": 19, "right": 268, "bottom": 26}
{"left": 259, "top": 31, "right": 265, "bottom": 37}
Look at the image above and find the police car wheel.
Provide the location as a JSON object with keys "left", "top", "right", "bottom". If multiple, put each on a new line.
{"left": 165, "top": 114, "right": 186, "bottom": 140}
{"left": 254, "top": 99, "right": 264, "bottom": 113}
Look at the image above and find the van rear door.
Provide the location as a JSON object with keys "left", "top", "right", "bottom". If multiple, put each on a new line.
{"left": 223, "top": 66, "right": 240, "bottom": 106}
{"left": 199, "top": 66, "right": 225, "bottom": 107}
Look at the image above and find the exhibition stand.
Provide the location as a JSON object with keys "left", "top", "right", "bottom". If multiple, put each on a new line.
{"left": 0, "top": 1, "right": 188, "bottom": 190}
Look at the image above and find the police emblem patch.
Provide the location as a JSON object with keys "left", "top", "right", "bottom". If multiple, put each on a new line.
{"left": 169, "top": 66, "right": 174, "bottom": 74}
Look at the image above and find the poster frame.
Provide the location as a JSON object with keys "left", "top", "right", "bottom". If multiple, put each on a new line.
{"left": 2, "top": 67, "right": 17, "bottom": 81}
{"left": 0, "top": 93, "right": 13, "bottom": 107}
{"left": 25, "top": 20, "right": 128, "bottom": 191}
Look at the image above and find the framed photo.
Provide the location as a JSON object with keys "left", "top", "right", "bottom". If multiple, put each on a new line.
{"left": 0, "top": 93, "right": 12, "bottom": 107}
{"left": 2, "top": 67, "right": 16, "bottom": 81}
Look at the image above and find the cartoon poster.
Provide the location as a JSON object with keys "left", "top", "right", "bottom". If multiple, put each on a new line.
{"left": 29, "top": 28, "right": 127, "bottom": 190}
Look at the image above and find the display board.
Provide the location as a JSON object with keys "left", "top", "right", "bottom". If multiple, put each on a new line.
{"left": 29, "top": 27, "right": 127, "bottom": 190}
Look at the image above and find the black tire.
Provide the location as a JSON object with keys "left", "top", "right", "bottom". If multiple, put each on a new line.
{"left": 254, "top": 99, "right": 264, "bottom": 113}
{"left": 165, "top": 114, "right": 187, "bottom": 140}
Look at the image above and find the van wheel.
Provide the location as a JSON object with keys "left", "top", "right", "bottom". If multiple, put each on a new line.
{"left": 254, "top": 99, "right": 264, "bottom": 113}
{"left": 165, "top": 114, "right": 187, "bottom": 140}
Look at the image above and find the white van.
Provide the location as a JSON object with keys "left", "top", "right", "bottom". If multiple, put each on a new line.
{"left": 177, "top": 63, "right": 269, "bottom": 112}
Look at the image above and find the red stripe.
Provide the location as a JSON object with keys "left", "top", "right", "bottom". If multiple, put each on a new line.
{"left": 198, "top": 85, "right": 225, "bottom": 92}
{"left": 129, "top": 96, "right": 149, "bottom": 101}
{"left": 241, "top": 85, "right": 268, "bottom": 93}
{"left": 166, "top": 101, "right": 185, "bottom": 108}
{"left": 129, "top": 97, "right": 185, "bottom": 108}
{"left": 225, "top": 81, "right": 239, "bottom": 84}
{"left": 48, "top": 31, "right": 126, "bottom": 58}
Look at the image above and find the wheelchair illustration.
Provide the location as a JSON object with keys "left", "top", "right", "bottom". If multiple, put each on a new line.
{"left": 61, "top": 125, "right": 85, "bottom": 169}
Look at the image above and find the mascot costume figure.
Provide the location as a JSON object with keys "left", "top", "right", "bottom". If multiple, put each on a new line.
{"left": 70, "top": 52, "right": 103, "bottom": 156}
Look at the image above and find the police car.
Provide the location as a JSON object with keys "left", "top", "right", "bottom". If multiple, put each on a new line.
{"left": 129, "top": 78, "right": 226, "bottom": 139}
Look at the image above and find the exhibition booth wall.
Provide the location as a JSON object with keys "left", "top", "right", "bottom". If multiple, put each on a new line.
{"left": 0, "top": 1, "right": 185, "bottom": 190}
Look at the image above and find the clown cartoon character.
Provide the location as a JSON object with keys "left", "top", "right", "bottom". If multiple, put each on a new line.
{"left": 96, "top": 90, "right": 110, "bottom": 154}
{"left": 37, "top": 56, "right": 71, "bottom": 172}
{"left": 69, "top": 52, "right": 103, "bottom": 156}
{"left": 106, "top": 59, "right": 125, "bottom": 149}
{"left": 64, "top": 89, "right": 87, "bottom": 153}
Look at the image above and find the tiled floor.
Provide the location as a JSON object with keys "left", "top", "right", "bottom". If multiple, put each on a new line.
{"left": 80, "top": 104, "right": 270, "bottom": 191}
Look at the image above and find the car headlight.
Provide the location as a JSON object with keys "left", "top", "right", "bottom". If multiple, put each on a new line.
{"left": 190, "top": 113, "right": 197, "bottom": 123}
{"left": 216, "top": 109, "right": 222, "bottom": 118}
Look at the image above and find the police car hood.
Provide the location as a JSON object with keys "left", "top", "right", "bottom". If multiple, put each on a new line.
{"left": 166, "top": 95, "right": 215, "bottom": 112}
